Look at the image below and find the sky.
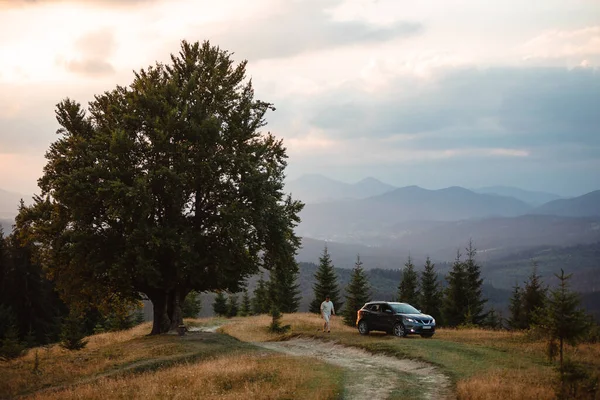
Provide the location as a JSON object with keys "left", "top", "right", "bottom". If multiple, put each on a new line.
{"left": 0, "top": 0, "right": 599, "bottom": 197}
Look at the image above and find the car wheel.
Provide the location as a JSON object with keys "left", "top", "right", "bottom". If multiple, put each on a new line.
{"left": 357, "top": 320, "right": 370, "bottom": 335}
{"left": 393, "top": 323, "right": 407, "bottom": 337}
{"left": 420, "top": 333, "right": 434, "bottom": 338}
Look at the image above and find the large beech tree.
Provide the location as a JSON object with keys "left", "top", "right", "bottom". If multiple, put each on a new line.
{"left": 17, "top": 40, "right": 303, "bottom": 334}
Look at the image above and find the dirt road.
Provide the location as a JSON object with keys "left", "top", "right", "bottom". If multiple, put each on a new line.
{"left": 254, "top": 338, "right": 454, "bottom": 400}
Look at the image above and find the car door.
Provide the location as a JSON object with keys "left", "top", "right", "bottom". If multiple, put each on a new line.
{"left": 366, "top": 303, "right": 382, "bottom": 330}
{"left": 380, "top": 303, "right": 396, "bottom": 331}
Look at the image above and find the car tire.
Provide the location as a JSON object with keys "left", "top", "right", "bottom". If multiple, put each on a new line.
{"left": 393, "top": 323, "right": 407, "bottom": 337}
{"left": 420, "top": 333, "right": 434, "bottom": 338}
{"left": 357, "top": 320, "right": 370, "bottom": 335}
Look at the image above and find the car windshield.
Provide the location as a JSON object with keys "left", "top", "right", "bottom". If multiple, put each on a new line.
{"left": 390, "top": 303, "right": 420, "bottom": 314}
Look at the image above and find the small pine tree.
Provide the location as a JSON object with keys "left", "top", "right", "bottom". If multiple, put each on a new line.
{"left": 534, "top": 270, "right": 589, "bottom": 375}
{"left": 508, "top": 283, "right": 526, "bottom": 330}
{"left": 522, "top": 263, "right": 547, "bottom": 329}
{"left": 268, "top": 305, "right": 290, "bottom": 333}
{"left": 60, "top": 311, "right": 88, "bottom": 351}
{"left": 443, "top": 250, "right": 469, "bottom": 327}
{"left": 397, "top": 255, "right": 419, "bottom": 307}
{"left": 269, "top": 259, "right": 301, "bottom": 314}
{"left": 309, "top": 246, "right": 342, "bottom": 314}
{"left": 483, "top": 307, "right": 503, "bottom": 330}
{"left": 181, "top": 291, "right": 202, "bottom": 318}
{"left": 252, "top": 275, "right": 270, "bottom": 315}
{"left": 239, "top": 290, "right": 252, "bottom": 317}
{"left": 343, "top": 255, "right": 371, "bottom": 327}
{"left": 212, "top": 292, "right": 228, "bottom": 317}
{"left": 0, "top": 324, "right": 25, "bottom": 360}
{"left": 419, "top": 257, "right": 442, "bottom": 322}
{"left": 463, "top": 240, "right": 486, "bottom": 325}
{"left": 226, "top": 294, "right": 239, "bottom": 318}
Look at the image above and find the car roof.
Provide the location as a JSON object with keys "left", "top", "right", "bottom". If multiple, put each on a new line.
{"left": 365, "top": 301, "right": 410, "bottom": 306}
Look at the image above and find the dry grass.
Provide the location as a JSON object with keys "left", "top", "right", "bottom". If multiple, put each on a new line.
{"left": 456, "top": 368, "right": 555, "bottom": 400}
{"left": 24, "top": 352, "right": 340, "bottom": 400}
{"left": 224, "top": 313, "right": 600, "bottom": 400}
{"left": 0, "top": 321, "right": 243, "bottom": 398}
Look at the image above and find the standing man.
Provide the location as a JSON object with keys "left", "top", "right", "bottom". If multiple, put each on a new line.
{"left": 320, "top": 295, "right": 335, "bottom": 333}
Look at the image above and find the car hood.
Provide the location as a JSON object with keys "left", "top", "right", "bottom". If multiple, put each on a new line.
{"left": 396, "top": 313, "right": 434, "bottom": 320}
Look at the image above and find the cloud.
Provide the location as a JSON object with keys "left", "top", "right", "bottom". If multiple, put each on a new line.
{"left": 59, "top": 28, "right": 117, "bottom": 76}
{"left": 522, "top": 26, "right": 600, "bottom": 62}
{"left": 194, "top": 0, "right": 422, "bottom": 61}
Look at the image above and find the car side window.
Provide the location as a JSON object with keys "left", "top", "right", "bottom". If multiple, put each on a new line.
{"left": 370, "top": 304, "right": 380, "bottom": 312}
{"left": 381, "top": 304, "right": 392, "bottom": 313}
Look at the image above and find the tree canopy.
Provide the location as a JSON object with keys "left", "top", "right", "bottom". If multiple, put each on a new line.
{"left": 17, "top": 40, "right": 303, "bottom": 334}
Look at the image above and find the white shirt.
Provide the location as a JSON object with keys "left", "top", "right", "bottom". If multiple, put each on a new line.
{"left": 320, "top": 300, "right": 335, "bottom": 315}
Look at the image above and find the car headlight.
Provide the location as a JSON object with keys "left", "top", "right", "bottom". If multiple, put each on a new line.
{"left": 404, "top": 318, "right": 415, "bottom": 323}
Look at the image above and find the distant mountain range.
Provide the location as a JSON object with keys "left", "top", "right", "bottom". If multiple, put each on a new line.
{"left": 530, "top": 190, "right": 600, "bottom": 217}
{"left": 471, "top": 186, "right": 563, "bottom": 206}
{"left": 0, "top": 188, "right": 26, "bottom": 219}
{"left": 285, "top": 174, "right": 396, "bottom": 203}
{"left": 285, "top": 174, "right": 566, "bottom": 206}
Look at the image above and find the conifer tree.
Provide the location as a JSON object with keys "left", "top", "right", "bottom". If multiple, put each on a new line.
{"left": 212, "top": 292, "right": 228, "bottom": 317}
{"left": 397, "top": 255, "right": 419, "bottom": 306}
{"left": 419, "top": 257, "right": 442, "bottom": 321}
{"left": 252, "top": 275, "right": 269, "bottom": 314}
{"left": 534, "top": 270, "right": 589, "bottom": 382}
{"left": 181, "top": 291, "right": 202, "bottom": 318}
{"left": 443, "top": 250, "right": 469, "bottom": 326}
{"left": 343, "top": 255, "right": 371, "bottom": 326}
{"left": 508, "top": 283, "right": 526, "bottom": 330}
{"left": 463, "top": 240, "right": 487, "bottom": 325}
{"left": 522, "top": 263, "right": 547, "bottom": 329}
{"left": 226, "top": 294, "right": 239, "bottom": 318}
{"left": 268, "top": 259, "right": 301, "bottom": 313}
{"left": 309, "top": 247, "right": 342, "bottom": 313}
{"left": 239, "top": 290, "right": 252, "bottom": 317}
{"left": 60, "top": 310, "right": 88, "bottom": 351}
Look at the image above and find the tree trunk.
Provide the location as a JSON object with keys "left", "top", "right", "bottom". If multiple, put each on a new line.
{"left": 168, "top": 288, "right": 185, "bottom": 332}
{"left": 149, "top": 293, "right": 170, "bottom": 335}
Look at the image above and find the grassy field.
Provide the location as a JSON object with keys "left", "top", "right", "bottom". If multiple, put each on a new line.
{"left": 0, "top": 320, "right": 344, "bottom": 399}
{"left": 222, "top": 313, "right": 600, "bottom": 400}
{"left": 2, "top": 314, "right": 598, "bottom": 399}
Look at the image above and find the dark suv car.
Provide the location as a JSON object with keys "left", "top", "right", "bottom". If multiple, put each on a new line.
{"left": 356, "top": 302, "right": 436, "bottom": 338}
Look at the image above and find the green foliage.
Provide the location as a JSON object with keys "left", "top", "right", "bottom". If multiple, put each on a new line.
{"left": 268, "top": 258, "right": 301, "bottom": 314}
{"left": 419, "top": 257, "right": 442, "bottom": 321}
{"left": 239, "top": 290, "right": 252, "bottom": 317}
{"left": 268, "top": 305, "right": 290, "bottom": 333}
{"left": 60, "top": 311, "right": 88, "bottom": 351}
{"left": 212, "top": 292, "right": 228, "bottom": 317}
{"left": 521, "top": 263, "right": 547, "bottom": 329}
{"left": 443, "top": 242, "right": 487, "bottom": 327}
{"left": 309, "top": 247, "right": 342, "bottom": 314}
{"left": 343, "top": 255, "right": 371, "bottom": 327}
{"left": 443, "top": 250, "right": 469, "bottom": 327}
{"left": 0, "top": 324, "right": 25, "bottom": 360}
{"left": 20, "top": 39, "right": 303, "bottom": 335}
{"left": 397, "top": 255, "right": 419, "bottom": 307}
{"left": 181, "top": 291, "right": 202, "bottom": 318}
{"left": 508, "top": 283, "right": 526, "bottom": 330}
{"left": 252, "top": 275, "right": 270, "bottom": 315}
{"left": 226, "top": 294, "right": 239, "bottom": 318}
{"left": 463, "top": 241, "right": 487, "bottom": 325}
{"left": 534, "top": 269, "right": 589, "bottom": 371}
{"left": 554, "top": 360, "right": 599, "bottom": 400}
{"left": 482, "top": 307, "right": 504, "bottom": 330}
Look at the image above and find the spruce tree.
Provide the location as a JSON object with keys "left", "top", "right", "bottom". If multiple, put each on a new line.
{"left": 226, "top": 294, "right": 239, "bottom": 318}
{"left": 419, "top": 257, "right": 442, "bottom": 321}
{"left": 268, "top": 259, "right": 301, "bottom": 313}
{"left": 463, "top": 240, "right": 486, "bottom": 325}
{"left": 443, "top": 250, "right": 469, "bottom": 326}
{"left": 309, "top": 247, "right": 342, "bottom": 314}
{"left": 252, "top": 275, "right": 269, "bottom": 315}
{"left": 212, "top": 292, "right": 228, "bottom": 317}
{"left": 508, "top": 283, "right": 526, "bottom": 330}
{"left": 522, "top": 263, "right": 547, "bottom": 329}
{"left": 181, "top": 291, "right": 202, "bottom": 318}
{"left": 343, "top": 255, "right": 371, "bottom": 326}
{"left": 239, "top": 290, "right": 252, "bottom": 317}
{"left": 398, "top": 255, "right": 419, "bottom": 307}
{"left": 60, "top": 311, "right": 88, "bottom": 351}
{"left": 535, "top": 270, "right": 589, "bottom": 374}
